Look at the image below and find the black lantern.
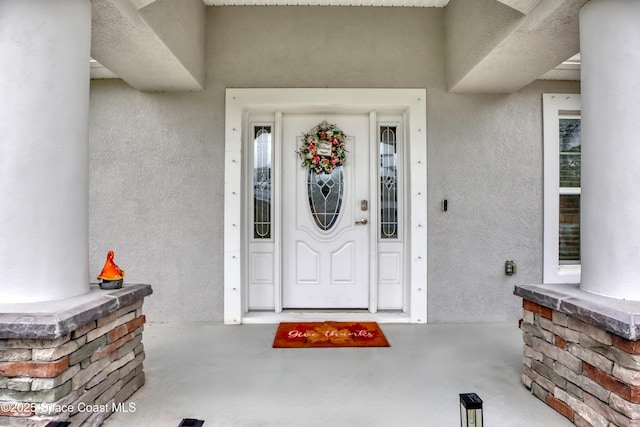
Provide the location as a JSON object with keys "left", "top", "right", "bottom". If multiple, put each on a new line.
{"left": 460, "top": 393, "right": 483, "bottom": 427}
{"left": 178, "top": 419, "right": 205, "bottom": 427}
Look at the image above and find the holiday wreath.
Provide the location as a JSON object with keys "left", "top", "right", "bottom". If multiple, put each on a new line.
{"left": 298, "top": 121, "right": 347, "bottom": 174}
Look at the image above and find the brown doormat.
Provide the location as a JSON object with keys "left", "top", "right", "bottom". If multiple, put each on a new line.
{"left": 272, "top": 321, "right": 390, "bottom": 348}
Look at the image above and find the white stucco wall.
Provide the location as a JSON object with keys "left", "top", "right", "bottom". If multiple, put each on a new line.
{"left": 89, "top": 6, "right": 579, "bottom": 323}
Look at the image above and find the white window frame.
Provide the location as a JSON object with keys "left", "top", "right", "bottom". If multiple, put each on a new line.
{"left": 543, "top": 93, "right": 581, "bottom": 284}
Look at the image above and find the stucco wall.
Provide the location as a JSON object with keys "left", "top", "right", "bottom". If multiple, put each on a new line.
{"left": 89, "top": 6, "right": 580, "bottom": 323}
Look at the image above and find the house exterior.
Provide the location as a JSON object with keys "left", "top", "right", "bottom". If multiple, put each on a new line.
{"left": 2, "top": 0, "right": 638, "bottom": 326}
{"left": 5, "top": 0, "right": 640, "bottom": 424}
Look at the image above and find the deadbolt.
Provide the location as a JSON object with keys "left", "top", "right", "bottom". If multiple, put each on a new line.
{"left": 361, "top": 200, "right": 368, "bottom": 211}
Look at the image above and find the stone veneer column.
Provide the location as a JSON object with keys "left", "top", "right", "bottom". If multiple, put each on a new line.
{"left": 0, "top": 0, "right": 91, "bottom": 302}
{"left": 516, "top": 282, "right": 640, "bottom": 424}
{"left": 519, "top": 299, "right": 640, "bottom": 425}
{"left": 0, "top": 284, "right": 152, "bottom": 425}
{"left": 579, "top": 0, "right": 640, "bottom": 300}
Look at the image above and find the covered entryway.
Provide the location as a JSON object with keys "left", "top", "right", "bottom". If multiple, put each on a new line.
{"left": 224, "top": 89, "right": 427, "bottom": 324}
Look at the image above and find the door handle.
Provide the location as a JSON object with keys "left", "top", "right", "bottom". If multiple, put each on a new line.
{"left": 355, "top": 218, "right": 368, "bottom": 225}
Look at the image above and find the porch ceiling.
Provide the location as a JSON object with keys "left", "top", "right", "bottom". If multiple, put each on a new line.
{"left": 203, "top": 0, "right": 448, "bottom": 5}
{"left": 202, "top": 0, "right": 543, "bottom": 10}
{"left": 90, "top": 0, "right": 581, "bottom": 92}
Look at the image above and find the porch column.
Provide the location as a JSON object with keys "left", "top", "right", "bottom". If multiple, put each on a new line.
{"left": 0, "top": 0, "right": 91, "bottom": 302}
{"left": 579, "top": 0, "right": 640, "bottom": 300}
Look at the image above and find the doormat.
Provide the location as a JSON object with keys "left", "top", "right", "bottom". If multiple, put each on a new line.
{"left": 272, "top": 322, "right": 390, "bottom": 348}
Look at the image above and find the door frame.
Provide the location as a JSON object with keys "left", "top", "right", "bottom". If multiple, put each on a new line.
{"left": 224, "top": 88, "right": 427, "bottom": 324}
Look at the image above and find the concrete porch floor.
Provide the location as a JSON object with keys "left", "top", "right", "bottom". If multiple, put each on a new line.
{"left": 103, "top": 322, "right": 574, "bottom": 427}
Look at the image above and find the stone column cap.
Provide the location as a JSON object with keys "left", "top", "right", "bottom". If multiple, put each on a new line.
{"left": 0, "top": 284, "right": 152, "bottom": 339}
{"left": 515, "top": 283, "right": 640, "bottom": 340}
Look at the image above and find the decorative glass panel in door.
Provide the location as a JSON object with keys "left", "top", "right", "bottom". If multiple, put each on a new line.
{"left": 307, "top": 167, "right": 344, "bottom": 231}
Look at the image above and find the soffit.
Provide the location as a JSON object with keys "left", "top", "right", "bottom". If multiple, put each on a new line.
{"left": 203, "top": 0, "right": 448, "bottom": 5}
{"left": 445, "top": 0, "right": 584, "bottom": 93}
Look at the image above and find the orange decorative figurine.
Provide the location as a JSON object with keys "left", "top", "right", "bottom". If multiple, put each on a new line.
{"left": 97, "top": 250, "right": 125, "bottom": 289}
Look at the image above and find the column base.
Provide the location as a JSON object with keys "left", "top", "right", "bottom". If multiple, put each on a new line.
{"left": 515, "top": 284, "right": 640, "bottom": 424}
{"left": 0, "top": 284, "right": 152, "bottom": 425}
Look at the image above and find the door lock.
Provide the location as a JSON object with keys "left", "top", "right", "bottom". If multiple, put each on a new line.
{"left": 355, "top": 218, "right": 369, "bottom": 225}
{"left": 361, "top": 200, "right": 369, "bottom": 211}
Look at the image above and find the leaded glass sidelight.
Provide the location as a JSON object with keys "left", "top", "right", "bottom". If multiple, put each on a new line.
{"left": 253, "top": 126, "right": 272, "bottom": 239}
{"left": 307, "top": 167, "right": 344, "bottom": 231}
{"left": 380, "top": 126, "right": 398, "bottom": 239}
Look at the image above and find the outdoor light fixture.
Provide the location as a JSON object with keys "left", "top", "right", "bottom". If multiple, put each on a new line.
{"left": 460, "top": 393, "right": 483, "bottom": 427}
{"left": 178, "top": 419, "right": 205, "bottom": 427}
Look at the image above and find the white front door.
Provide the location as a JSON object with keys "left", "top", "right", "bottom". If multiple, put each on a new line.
{"left": 282, "top": 113, "right": 371, "bottom": 309}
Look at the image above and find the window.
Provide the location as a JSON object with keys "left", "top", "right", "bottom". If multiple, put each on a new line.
{"left": 543, "top": 94, "right": 581, "bottom": 283}
{"left": 380, "top": 126, "right": 398, "bottom": 239}
{"left": 253, "top": 125, "right": 272, "bottom": 239}
{"left": 558, "top": 117, "right": 581, "bottom": 265}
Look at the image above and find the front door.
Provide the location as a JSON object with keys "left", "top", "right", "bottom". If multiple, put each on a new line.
{"left": 282, "top": 113, "right": 371, "bottom": 309}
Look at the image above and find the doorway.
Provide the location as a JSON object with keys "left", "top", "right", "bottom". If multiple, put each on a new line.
{"left": 224, "top": 89, "right": 427, "bottom": 324}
